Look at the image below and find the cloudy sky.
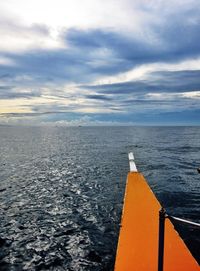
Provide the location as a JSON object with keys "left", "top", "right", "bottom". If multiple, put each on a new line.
{"left": 0, "top": 0, "right": 200, "bottom": 125}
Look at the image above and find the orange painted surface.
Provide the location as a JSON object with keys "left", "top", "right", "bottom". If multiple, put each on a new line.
{"left": 114, "top": 172, "right": 199, "bottom": 271}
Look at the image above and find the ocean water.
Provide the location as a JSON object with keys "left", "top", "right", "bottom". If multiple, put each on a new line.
{"left": 0, "top": 126, "right": 199, "bottom": 270}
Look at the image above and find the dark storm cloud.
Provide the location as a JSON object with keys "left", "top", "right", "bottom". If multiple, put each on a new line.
{"left": 0, "top": 112, "right": 53, "bottom": 117}
{"left": 82, "top": 70, "right": 200, "bottom": 95}
{"left": 65, "top": 28, "right": 159, "bottom": 65}
{"left": 85, "top": 94, "right": 113, "bottom": 101}
{"left": 65, "top": 19, "right": 200, "bottom": 66}
{"left": 0, "top": 3, "right": 200, "bottom": 125}
{"left": 29, "top": 103, "right": 81, "bottom": 113}
{"left": 120, "top": 99, "right": 176, "bottom": 105}
{"left": 0, "top": 87, "right": 41, "bottom": 99}
{"left": 0, "top": 73, "right": 12, "bottom": 79}
{"left": 0, "top": 81, "right": 42, "bottom": 100}
{"left": 1, "top": 7, "right": 200, "bottom": 87}
{"left": 157, "top": 12, "right": 200, "bottom": 59}
{"left": 1, "top": 29, "right": 137, "bottom": 84}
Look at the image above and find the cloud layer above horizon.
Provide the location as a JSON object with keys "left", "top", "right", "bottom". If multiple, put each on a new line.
{"left": 0, "top": 0, "right": 200, "bottom": 125}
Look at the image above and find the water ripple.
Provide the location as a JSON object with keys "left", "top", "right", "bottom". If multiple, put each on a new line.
{"left": 0, "top": 126, "right": 199, "bottom": 270}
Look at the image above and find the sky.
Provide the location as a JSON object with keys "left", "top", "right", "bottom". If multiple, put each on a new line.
{"left": 0, "top": 0, "right": 200, "bottom": 126}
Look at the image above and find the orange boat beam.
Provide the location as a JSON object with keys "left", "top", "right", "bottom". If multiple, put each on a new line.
{"left": 114, "top": 152, "right": 199, "bottom": 271}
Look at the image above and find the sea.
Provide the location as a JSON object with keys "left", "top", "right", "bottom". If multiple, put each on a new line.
{"left": 0, "top": 126, "right": 199, "bottom": 270}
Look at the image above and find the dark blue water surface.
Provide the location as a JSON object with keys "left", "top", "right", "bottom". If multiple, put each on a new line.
{"left": 0, "top": 126, "right": 199, "bottom": 270}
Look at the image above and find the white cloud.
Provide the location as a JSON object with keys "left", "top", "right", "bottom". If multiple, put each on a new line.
{"left": 0, "top": 0, "right": 144, "bottom": 30}
{"left": 0, "top": 0, "right": 200, "bottom": 125}
{"left": 146, "top": 91, "right": 200, "bottom": 101}
{"left": 0, "top": 56, "right": 16, "bottom": 66}
{"left": 0, "top": 0, "right": 199, "bottom": 55}
{"left": 93, "top": 58, "right": 200, "bottom": 85}
{"left": 0, "top": 0, "right": 159, "bottom": 53}
{"left": 181, "top": 91, "right": 200, "bottom": 99}
{"left": 0, "top": 17, "right": 65, "bottom": 52}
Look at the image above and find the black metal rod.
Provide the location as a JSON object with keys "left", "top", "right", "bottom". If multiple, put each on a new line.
{"left": 158, "top": 208, "right": 166, "bottom": 271}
